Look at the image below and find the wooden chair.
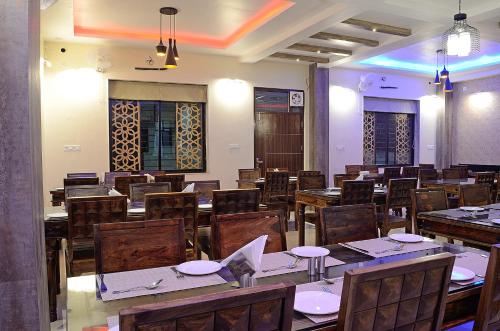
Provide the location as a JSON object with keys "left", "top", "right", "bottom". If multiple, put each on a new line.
{"left": 65, "top": 185, "right": 109, "bottom": 200}
{"left": 184, "top": 180, "right": 220, "bottom": 203}
{"left": 104, "top": 171, "right": 131, "bottom": 186}
{"left": 383, "top": 167, "right": 401, "bottom": 186}
{"left": 419, "top": 168, "right": 438, "bottom": 181}
{"left": 154, "top": 174, "right": 185, "bottom": 192}
{"left": 237, "top": 168, "right": 260, "bottom": 189}
{"left": 334, "top": 174, "right": 356, "bottom": 188}
{"left": 118, "top": 281, "right": 296, "bottom": 331}
{"left": 402, "top": 166, "right": 420, "bottom": 178}
{"left": 378, "top": 178, "right": 417, "bottom": 236}
{"left": 345, "top": 165, "right": 363, "bottom": 175}
{"left": 443, "top": 168, "right": 461, "bottom": 180}
{"left": 66, "top": 195, "right": 128, "bottom": 276}
{"left": 144, "top": 192, "right": 198, "bottom": 258}
{"left": 337, "top": 253, "right": 455, "bottom": 331}
{"left": 212, "top": 189, "right": 261, "bottom": 215}
{"left": 340, "top": 180, "right": 374, "bottom": 206}
{"left": 211, "top": 211, "right": 287, "bottom": 260}
{"left": 94, "top": 219, "right": 186, "bottom": 274}
{"left": 64, "top": 177, "right": 99, "bottom": 188}
{"left": 296, "top": 174, "right": 326, "bottom": 191}
{"left": 475, "top": 172, "right": 496, "bottom": 202}
{"left": 411, "top": 188, "right": 448, "bottom": 235}
{"left": 262, "top": 171, "right": 289, "bottom": 221}
{"left": 67, "top": 172, "right": 97, "bottom": 178}
{"left": 459, "top": 184, "right": 491, "bottom": 207}
{"left": 446, "top": 244, "right": 500, "bottom": 331}
{"left": 129, "top": 182, "right": 172, "bottom": 206}
{"left": 419, "top": 163, "right": 435, "bottom": 169}
{"left": 451, "top": 164, "right": 469, "bottom": 179}
{"left": 363, "top": 165, "right": 379, "bottom": 174}
{"left": 114, "top": 175, "right": 147, "bottom": 198}
{"left": 297, "top": 170, "right": 321, "bottom": 177}
{"left": 318, "top": 203, "right": 378, "bottom": 246}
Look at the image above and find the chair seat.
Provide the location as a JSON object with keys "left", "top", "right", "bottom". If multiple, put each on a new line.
{"left": 445, "top": 320, "right": 473, "bottom": 331}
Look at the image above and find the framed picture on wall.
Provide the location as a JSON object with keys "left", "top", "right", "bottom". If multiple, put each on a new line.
{"left": 289, "top": 91, "right": 304, "bottom": 107}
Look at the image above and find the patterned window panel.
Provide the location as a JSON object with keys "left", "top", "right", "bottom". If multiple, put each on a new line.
{"left": 110, "top": 100, "right": 141, "bottom": 171}
{"left": 363, "top": 112, "right": 375, "bottom": 165}
{"left": 176, "top": 103, "right": 203, "bottom": 170}
{"left": 395, "top": 114, "right": 412, "bottom": 164}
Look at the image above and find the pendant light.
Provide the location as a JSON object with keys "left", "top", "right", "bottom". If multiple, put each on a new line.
{"left": 440, "top": 51, "right": 449, "bottom": 79}
{"left": 442, "top": 0, "right": 480, "bottom": 57}
{"left": 173, "top": 14, "right": 179, "bottom": 61}
{"left": 155, "top": 14, "right": 166, "bottom": 57}
{"left": 444, "top": 76, "right": 453, "bottom": 92}
{"left": 434, "top": 50, "right": 441, "bottom": 85}
{"left": 158, "top": 7, "right": 179, "bottom": 69}
{"left": 164, "top": 8, "right": 177, "bottom": 69}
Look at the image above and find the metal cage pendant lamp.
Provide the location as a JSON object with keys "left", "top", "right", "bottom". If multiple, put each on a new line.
{"left": 442, "top": 0, "right": 480, "bottom": 57}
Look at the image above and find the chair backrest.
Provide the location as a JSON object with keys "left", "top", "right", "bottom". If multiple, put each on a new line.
{"left": 451, "top": 164, "right": 469, "bottom": 178}
{"left": 297, "top": 170, "right": 321, "bottom": 177}
{"left": 183, "top": 180, "right": 221, "bottom": 203}
{"left": 67, "top": 172, "right": 97, "bottom": 178}
{"left": 419, "top": 163, "right": 435, "bottom": 169}
{"left": 475, "top": 171, "right": 496, "bottom": 186}
{"left": 334, "top": 174, "right": 356, "bottom": 188}
{"left": 345, "top": 165, "right": 363, "bottom": 175}
{"left": 94, "top": 219, "right": 186, "bottom": 274}
{"left": 459, "top": 183, "right": 491, "bottom": 207}
{"left": 211, "top": 211, "right": 286, "bottom": 259}
{"left": 362, "top": 165, "right": 379, "bottom": 174}
{"left": 419, "top": 168, "right": 438, "bottom": 181}
{"left": 212, "top": 189, "right": 261, "bottom": 215}
{"left": 114, "top": 175, "right": 147, "bottom": 198}
{"left": 340, "top": 180, "right": 374, "bottom": 206}
{"left": 263, "top": 171, "right": 289, "bottom": 199}
{"left": 474, "top": 244, "right": 500, "bottom": 331}
{"left": 104, "top": 171, "right": 131, "bottom": 186}
{"left": 402, "top": 166, "right": 420, "bottom": 178}
{"left": 154, "top": 174, "right": 185, "bottom": 192}
{"left": 337, "top": 253, "right": 455, "bottom": 331}
{"left": 386, "top": 178, "right": 418, "bottom": 209}
{"left": 66, "top": 195, "right": 128, "bottom": 260}
{"left": 129, "top": 182, "right": 172, "bottom": 204}
{"left": 238, "top": 168, "right": 261, "bottom": 180}
{"left": 296, "top": 174, "right": 326, "bottom": 191}
{"left": 383, "top": 167, "right": 401, "bottom": 185}
{"left": 442, "top": 168, "right": 461, "bottom": 180}
{"left": 65, "top": 185, "right": 109, "bottom": 202}
{"left": 411, "top": 188, "right": 448, "bottom": 215}
{"left": 64, "top": 177, "right": 99, "bottom": 188}
{"left": 318, "top": 203, "right": 377, "bottom": 245}
{"left": 118, "top": 281, "right": 296, "bottom": 331}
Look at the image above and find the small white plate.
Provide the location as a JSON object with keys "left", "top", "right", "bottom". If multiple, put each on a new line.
{"left": 176, "top": 260, "right": 222, "bottom": 276}
{"left": 47, "top": 212, "right": 68, "bottom": 219}
{"left": 388, "top": 233, "right": 424, "bottom": 243}
{"left": 128, "top": 208, "right": 145, "bottom": 214}
{"left": 294, "top": 291, "right": 341, "bottom": 315}
{"left": 374, "top": 189, "right": 385, "bottom": 193}
{"left": 492, "top": 219, "right": 500, "bottom": 225}
{"left": 198, "top": 203, "right": 212, "bottom": 209}
{"left": 451, "top": 266, "right": 475, "bottom": 281}
{"left": 460, "top": 206, "right": 484, "bottom": 212}
{"left": 291, "top": 246, "right": 330, "bottom": 258}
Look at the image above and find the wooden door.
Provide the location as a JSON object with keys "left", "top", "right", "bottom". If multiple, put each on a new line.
{"left": 254, "top": 112, "right": 304, "bottom": 175}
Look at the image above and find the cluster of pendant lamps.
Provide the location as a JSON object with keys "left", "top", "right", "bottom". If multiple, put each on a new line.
{"left": 433, "top": 50, "right": 453, "bottom": 93}
{"left": 155, "top": 7, "right": 179, "bottom": 69}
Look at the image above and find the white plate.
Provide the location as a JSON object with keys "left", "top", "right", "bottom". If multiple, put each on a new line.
{"left": 451, "top": 266, "right": 475, "bottom": 281}
{"left": 388, "top": 233, "right": 424, "bottom": 243}
{"left": 291, "top": 246, "right": 330, "bottom": 258}
{"left": 374, "top": 189, "right": 385, "bottom": 193}
{"left": 492, "top": 219, "right": 500, "bottom": 225}
{"left": 128, "top": 208, "right": 145, "bottom": 214}
{"left": 294, "top": 291, "right": 341, "bottom": 315}
{"left": 176, "top": 260, "right": 222, "bottom": 276}
{"left": 327, "top": 187, "right": 341, "bottom": 191}
{"left": 198, "top": 203, "right": 212, "bottom": 209}
{"left": 460, "top": 206, "right": 484, "bottom": 212}
{"left": 47, "top": 212, "right": 68, "bottom": 219}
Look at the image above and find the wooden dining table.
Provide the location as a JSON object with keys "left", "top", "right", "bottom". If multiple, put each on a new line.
{"left": 420, "top": 178, "right": 476, "bottom": 194}
{"left": 65, "top": 242, "right": 487, "bottom": 331}
{"left": 417, "top": 203, "right": 500, "bottom": 248}
{"left": 295, "top": 188, "right": 386, "bottom": 246}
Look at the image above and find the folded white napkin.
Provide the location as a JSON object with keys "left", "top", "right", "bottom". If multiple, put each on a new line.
{"left": 221, "top": 235, "right": 267, "bottom": 277}
{"left": 146, "top": 174, "right": 155, "bottom": 183}
{"left": 355, "top": 170, "right": 370, "bottom": 181}
{"left": 108, "top": 188, "right": 122, "bottom": 196}
{"left": 182, "top": 183, "right": 195, "bottom": 193}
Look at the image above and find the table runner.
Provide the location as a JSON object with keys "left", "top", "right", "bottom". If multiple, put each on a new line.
{"left": 452, "top": 251, "right": 489, "bottom": 286}
{"left": 295, "top": 278, "right": 344, "bottom": 324}
{"left": 97, "top": 265, "right": 226, "bottom": 301}
{"left": 253, "top": 252, "right": 345, "bottom": 278}
{"left": 342, "top": 237, "right": 441, "bottom": 258}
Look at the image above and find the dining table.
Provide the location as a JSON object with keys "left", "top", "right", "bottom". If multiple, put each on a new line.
{"left": 65, "top": 240, "right": 488, "bottom": 331}
{"left": 295, "top": 188, "right": 387, "bottom": 246}
{"left": 417, "top": 203, "right": 500, "bottom": 248}
{"left": 420, "top": 178, "right": 476, "bottom": 194}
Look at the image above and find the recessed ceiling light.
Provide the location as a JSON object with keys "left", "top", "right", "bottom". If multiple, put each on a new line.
{"left": 296, "top": 58, "right": 300, "bottom": 62}
{"left": 372, "top": 28, "right": 377, "bottom": 32}
{"left": 332, "top": 52, "right": 350, "bottom": 57}
{"left": 316, "top": 50, "right": 321, "bottom": 54}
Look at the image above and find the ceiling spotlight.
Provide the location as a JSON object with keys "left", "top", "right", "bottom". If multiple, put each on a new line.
{"left": 316, "top": 50, "right": 321, "bottom": 54}
{"left": 372, "top": 28, "right": 377, "bottom": 32}
{"left": 296, "top": 58, "right": 300, "bottom": 62}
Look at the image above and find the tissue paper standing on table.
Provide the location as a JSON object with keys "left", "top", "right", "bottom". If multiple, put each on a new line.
{"left": 182, "top": 183, "right": 195, "bottom": 193}
{"left": 355, "top": 170, "right": 370, "bottom": 181}
{"left": 220, "top": 235, "right": 268, "bottom": 279}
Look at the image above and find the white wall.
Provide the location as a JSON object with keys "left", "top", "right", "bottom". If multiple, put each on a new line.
{"left": 328, "top": 68, "right": 441, "bottom": 182}
{"left": 41, "top": 41, "right": 309, "bottom": 206}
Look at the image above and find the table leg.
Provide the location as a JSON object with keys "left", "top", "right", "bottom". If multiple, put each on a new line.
{"left": 296, "top": 202, "right": 306, "bottom": 246}
{"left": 46, "top": 238, "right": 59, "bottom": 322}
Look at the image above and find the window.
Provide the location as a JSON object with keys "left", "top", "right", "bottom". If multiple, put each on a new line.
{"left": 109, "top": 99, "right": 206, "bottom": 172}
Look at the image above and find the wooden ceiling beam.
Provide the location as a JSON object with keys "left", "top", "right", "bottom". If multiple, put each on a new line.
{"left": 287, "top": 43, "right": 352, "bottom": 57}
{"left": 310, "top": 32, "right": 379, "bottom": 47}
{"left": 342, "top": 18, "right": 412, "bottom": 37}
{"left": 270, "top": 52, "right": 329, "bottom": 64}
